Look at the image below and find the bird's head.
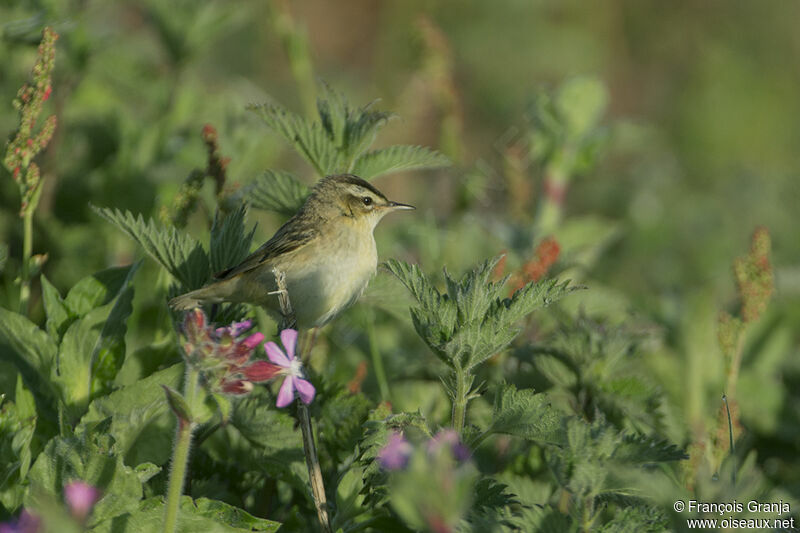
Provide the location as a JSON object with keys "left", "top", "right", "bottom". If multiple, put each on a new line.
{"left": 309, "top": 174, "right": 415, "bottom": 229}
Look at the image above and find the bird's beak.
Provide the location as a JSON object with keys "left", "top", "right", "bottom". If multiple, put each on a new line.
{"left": 387, "top": 201, "right": 415, "bottom": 211}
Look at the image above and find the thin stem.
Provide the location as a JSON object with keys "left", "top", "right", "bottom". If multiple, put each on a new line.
{"left": 451, "top": 368, "right": 469, "bottom": 435}
{"left": 163, "top": 366, "right": 200, "bottom": 533}
{"left": 18, "top": 211, "right": 33, "bottom": 315}
{"left": 298, "top": 401, "right": 331, "bottom": 532}
{"left": 367, "top": 314, "right": 390, "bottom": 401}
{"left": 722, "top": 394, "right": 736, "bottom": 486}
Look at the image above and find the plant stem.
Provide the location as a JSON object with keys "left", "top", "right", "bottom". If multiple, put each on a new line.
{"left": 18, "top": 210, "right": 33, "bottom": 315}
{"left": 163, "top": 366, "right": 200, "bottom": 533}
{"left": 451, "top": 368, "right": 469, "bottom": 435}
{"left": 298, "top": 401, "right": 332, "bottom": 533}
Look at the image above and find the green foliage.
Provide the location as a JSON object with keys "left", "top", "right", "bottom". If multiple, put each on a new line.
{"left": 479, "top": 383, "right": 566, "bottom": 446}
{"left": 245, "top": 170, "right": 310, "bottom": 217}
{"left": 209, "top": 205, "right": 255, "bottom": 275}
{"left": 247, "top": 85, "right": 449, "bottom": 198}
{"left": 386, "top": 257, "right": 579, "bottom": 370}
{"left": 93, "top": 207, "right": 209, "bottom": 290}
{"left": 528, "top": 316, "right": 664, "bottom": 432}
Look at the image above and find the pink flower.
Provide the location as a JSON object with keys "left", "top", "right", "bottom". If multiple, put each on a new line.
{"left": 264, "top": 329, "right": 315, "bottom": 407}
{"left": 377, "top": 432, "right": 413, "bottom": 470}
{"left": 64, "top": 481, "right": 101, "bottom": 521}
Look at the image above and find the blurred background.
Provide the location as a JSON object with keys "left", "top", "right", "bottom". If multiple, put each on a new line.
{"left": 2, "top": 0, "right": 799, "bottom": 516}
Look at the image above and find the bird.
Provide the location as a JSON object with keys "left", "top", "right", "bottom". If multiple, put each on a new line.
{"left": 169, "top": 173, "right": 414, "bottom": 328}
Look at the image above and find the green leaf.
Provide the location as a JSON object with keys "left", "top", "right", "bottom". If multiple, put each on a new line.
{"left": 40, "top": 275, "right": 72, "bottom": 342}
{"left": 209, "top": 204, "right": 256, "bottom": 274}
{"left": 64, "top": 265, "right": 134, "bottom": 317}
{"left": 248, "top": 102, "right": 342, "bottom": 176}
{"left": 351, "top": 145, "right": 450, "bottom": 179}
{"left": 386, "top": 258, "right": 580, "bottom": 369}
{"left": 246, "top": 170, "right": 310, "bottom": 216}
{"left": 55, "top": 264, "right": 139, "bottom": 421}
{"left": 162, "top": 385, "right": 193, "bottom": 423}
{"left": 26, "top": 433, "right": 145, "bottom": 526}
{"left": 483, "top": 384, "right": 566, "bottom": 446}
{"left": 334, "top": 466, "right": 367, "bottom": 527}
{"left": 88, "top": 496, "right": 281, "bottom": 533}
{"left": 0, "top": 243, "right": 7, "bottom": 273}
{"left": 0, "top": 307, "right": 58, "bottom": 402}
{"left": 78, "top": 364, "right": 184, "bottom": 465}
{"left": 93, "top": 206, "right": 209, "bottom": 290}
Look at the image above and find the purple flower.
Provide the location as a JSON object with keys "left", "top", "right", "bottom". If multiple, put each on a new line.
{"left": 377, "top": 432, "right": 413, "bottom": 470}
{"left": 264, "top": 329, "right": 315, "bottom": 407}
{"left": 64, "top": 481, "right": 101, "bottom": 521}
{"left": 427, "top": 429, "right": 471, "bottom": 462}
{"left": 0, "top": 510, "right": 40, "bottom": 533}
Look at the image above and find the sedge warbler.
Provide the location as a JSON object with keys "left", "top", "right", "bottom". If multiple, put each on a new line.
{"left": 170, "top": 173, "right": 414, "bottom": 327}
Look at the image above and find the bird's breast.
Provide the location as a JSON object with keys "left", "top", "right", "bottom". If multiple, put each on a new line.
{"left": 280, "top": 228, "right": 377, "bottom": 327}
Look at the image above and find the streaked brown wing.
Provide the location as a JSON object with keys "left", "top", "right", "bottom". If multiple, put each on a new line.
{"left": 214, "top": 216, "right": 319, "bottom": 280}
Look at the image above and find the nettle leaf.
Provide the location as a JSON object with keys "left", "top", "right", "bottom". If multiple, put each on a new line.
{"left": 78, "top": 364, "right": 184, "bottom": 466}
{"left": 209, "top": 204, "right": 256, "bottom": 274}
{"left": 246, "top": 170, "right": 310, "bottom": 216}
{"left": 317, "top": 387, "right": 372, "bottom": 463}
{"left": 387, "top": 257, "right": 579, "bottom": 369}
{"left": 251, "top": 88, "right": 450, "bottom": 180}
{"left": 483, "top": 384, "right": 566, "bottom": 446}
{"left": 351, "top": 145, "right": 450, "bottom": 180}
{"left": 248, "top": 102, "right": 343, "bottom": 176}
{"left": 93, "top": 206, "right": 209, "bottom": 290}
{"left": 224, "top": 390, "right": 308, "bottom": 490}
{"left": 26, "top": 433, "right": 144, "bottom": 527}
{"left": 89, "top": 496, "right": 281, "bottom": 533}
{"left": 0, "top": 307, "right": 58, "bottom": 403}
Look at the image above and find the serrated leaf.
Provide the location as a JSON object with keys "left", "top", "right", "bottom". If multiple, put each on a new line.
{"left": 386, "top": 258, "right": 579, "bottom": 369}
{"left": 209, "top": 204, "right": 256, "bottom": 274}
{"left": 351, "top": 145, "right": 450, "bottom": 179}
{"left": 26, "top": 433, "right": 145, "bottom": 526}
{"left": 93, "top": 206, "right": 209, "bottom": 290}
{"left": 40, "top": 275, "right": 72, "bottom": 341}
{"left": 249, "top": 103, "right": 342, "bottom": 176}
{"left": 613, "top": 434, "right": 688, "bottom": 464}
{"left": 88, "top": 496, "right": 281, "bottom": 533}
{"left": 484, "top": 384, "right": 566, "bottom": 446}
{"left": 246, "top": 170, "right": 310, "bottom": 216}
{"left": 78, "top": 364, "right": 184, "bottom": 464}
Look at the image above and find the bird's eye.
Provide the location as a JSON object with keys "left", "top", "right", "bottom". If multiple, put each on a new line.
{"left": 362, "top": 196, "right": 373, "bottom": 206}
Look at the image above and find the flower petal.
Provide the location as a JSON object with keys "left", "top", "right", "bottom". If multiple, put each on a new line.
{"left": 264, "top": 341, "right": 291, "bottom": 367}
{"left": 242, "top": 360, "right": 281, "bottom": 382}
{"left": 242, "top": 332, "right": 265, "bottom": 350}
{"left": 276, "top": 376, "right": 295, "bottom": 408}
{"left": 294, "top": 378, "right": 316, "bottom": 404}
{"left": 280, "top": 329, "right": 298, "bottom": 360}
